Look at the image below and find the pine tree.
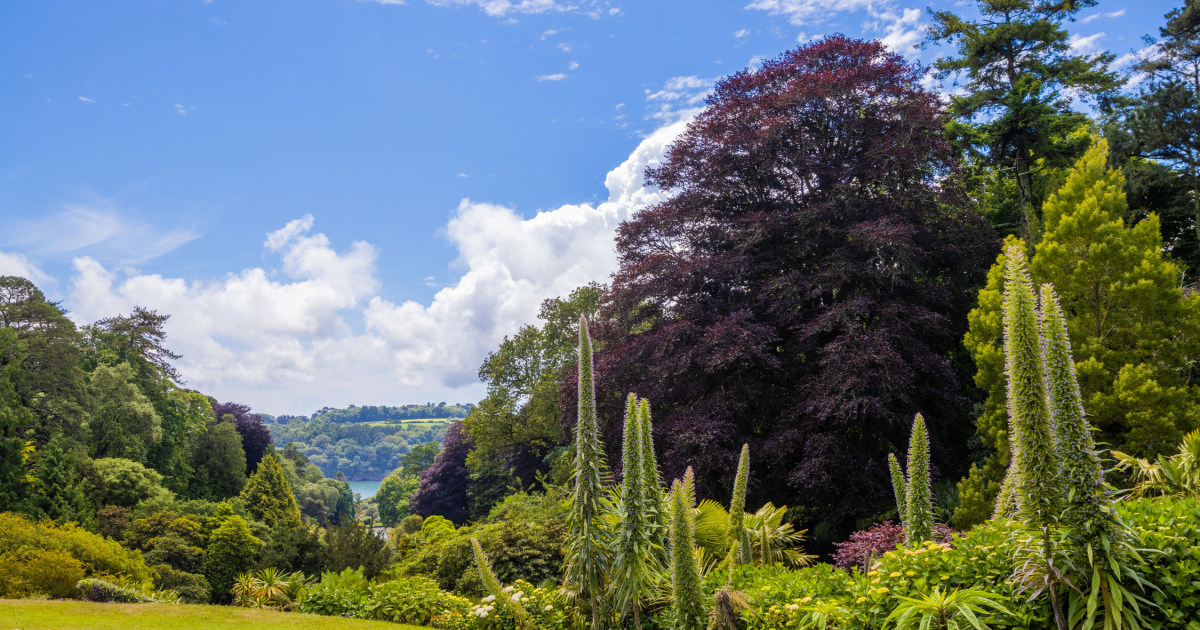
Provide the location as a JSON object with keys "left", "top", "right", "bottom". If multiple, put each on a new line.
{"left": 904, "top": 414, "right": 933, "bottom": 545}
{"left": 563, "top": 317, "right": 610, "bottom": 630}
{"left": 957, "top": 138, "right": 1200, "bottom": 527}
{"left": 1002, "top": 240, "right": 1064, "bottom": 529}
{"left": 888, "top": 453, "right": 908, "bottom": 528}
{"left": 238, "top": 452, "right": 302, "bottom": 530}
{"left": 610, "top": 394, "right": 656, "bottom": 627}
{"left": 727, "top": 444, "right": 752, "bottom": 565}
{"left": 669, "top": 479, "right": 706, "bottom": 630}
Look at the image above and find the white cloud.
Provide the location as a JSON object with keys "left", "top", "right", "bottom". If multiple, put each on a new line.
{"left": 369, "top": 0, "right": 615, "bottom": 18}
{"left": 557, "top": 42, "right": 573, "bottom": 52}
{"left": 1069, "top": 32, "right": 1105, "bottom": 55}
{"left": 174, "top": 104, "right": 189, "bottom": 115}
{"left": 1082, "top": 8, "right": 1125, "bottom": 23}
{"left": 8, "top": 205, "right": 199, "bottom": 266}
{"left": 0, "top": 251, "right": 52, "bottom": 286}
{"left": 644, "top": 75, "right": 715, "bottom": 122}
{"left": 537, "top": 73, "right": 568, "bottom": 81}
{"left": 875, "top": 7, "right": 923, "bottom": 57}
{"left": 569, "top": 60, "right": 580, "bottom": 70}
{"left": 746, "top": 0, "right": 874, "bottom": 26}
{"left": 540, "top": 28, "right": 558, "bottom": 39}
{"left": 734, "top": 28, "right": 750, "bottom": 38}
{"left": 78, "top": 96, "right": 95, "bottom": 103}
{"left": 56, "top": 117, "right": 692, "bottom": 415}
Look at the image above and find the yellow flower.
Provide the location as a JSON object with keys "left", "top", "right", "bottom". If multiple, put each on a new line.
{"left": 889, "top": 572, "right": 902, "bottom": 578}
{"left": 856, "top": 596, "right": 868, "bottom": 604}
{"left": 905, "top": 571, "right": 916, "bottom": 577}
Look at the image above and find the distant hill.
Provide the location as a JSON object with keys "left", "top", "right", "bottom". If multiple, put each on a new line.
{"left": 263, "top": 403, "right": 471, "bottom": 481}
{"left": 267, "top": 402, "right": 473, "bottom": 425}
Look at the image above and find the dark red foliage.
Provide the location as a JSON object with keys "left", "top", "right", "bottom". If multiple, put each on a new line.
{"left": 408, "top": 419, "right": 471, "bottom": 525}
{"left": 831, "top": 521, "right": 956, "bottom": 571}
{"left": 585, "top": 36, "right": 995, "bottom": 542}
{"left": 211, "top": 401, "right": 272, "bottom": 474}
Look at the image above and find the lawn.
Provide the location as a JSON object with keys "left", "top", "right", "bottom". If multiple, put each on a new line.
{"left": 0, "top": 599, "right": 427, "bottom": 630}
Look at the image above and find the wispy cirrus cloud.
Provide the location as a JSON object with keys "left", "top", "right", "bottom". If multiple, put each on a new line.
{"left": 7, "top": 205, "right": 200, "bottom": 266}
{"left": 364, "top": 0, "right": 618, "bottom": 18}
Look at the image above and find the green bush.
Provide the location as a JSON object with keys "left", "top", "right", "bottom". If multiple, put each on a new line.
{"left": 0, "top": 548, "right": 86, "bottom": 599}
{"left": 361, "top": 575, "right": 472, "bottom": 625}
{"left": 0, "top": 512, "right": 152, "bottom": 594}
{"left": 152, "top": 564, "right": 211, "bottom": 604}
{"left": 397, "top": 519, "right": 566, "bottom": 596}
{"left": 728, "top": 497, "right": 1200, "bottom": 629}
{"left": 75, "top": 577, "right": 155, "bottom": 603}
{"left": 296, "top": 567, "right": 370, "bottom": 618}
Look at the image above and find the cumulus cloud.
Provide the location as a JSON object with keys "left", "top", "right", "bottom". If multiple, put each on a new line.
{"left": 875, "top": 7, "right": 923, "bottom": 57}
{"left": 7, "top": 205, "right": 199, "bottom": 266}
{"left": 58, "top": 118, "right": 692, "bottom": 414}
{"left": 0, "top": 251, "right": 52, "bottom": 286}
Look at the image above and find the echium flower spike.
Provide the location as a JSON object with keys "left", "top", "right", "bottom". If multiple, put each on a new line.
{"left": 564, "top": 316, "right": 610, "bottom": 630}
{"left": 681, "top": 466, "right": 697, "bottom": 533}
{"left": 728, "top": 444, "right": 752, "bottom": 565}
{"left": 888, "top": 453, "right": 908, "bottom": 528}
{"left": 905, "top": 413, "right": 933, "bottom": 545}
{"left": 669, "top": 479, "right": 708, "bottom": 630}
{"left": 609, "top": 393, "right": 653, "bottom": 622}
{"left": 637, "top": 398, "right": 669, "bottom": 568}
{"left": 993, "top": 467, "right": 1018, "bottom": 520}
{"left": 1001, "top": 241, "right": 1063, "bottom": 529}
{"left": 473, "top": 537, "right": 532, "bottom": 629}
{"left": 1038, "top": 284, "right": 1122, "bottom": 555}
{"left": 637, "top": 398, "right": 665, "bottom": 515}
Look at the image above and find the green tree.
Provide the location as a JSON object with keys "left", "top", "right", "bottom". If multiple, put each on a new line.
{"left": 375, "top": 466, "right": 420, "bottom": 527}
{"left": 90, "top": 457, "right": 174, "bottom": 508}
{"left": 0, "top": 328, "right": 34, "bottom": 509}
{"left": 0, "top": 277, "right": 89, "bottom": 443}
{"left": 563, "top": 317, "right": 611, "bottom": 630}
{"left": 188, "top": 420, "right": 248, "bottom": 501}
{"left": 238, "top": 452, "right": 302, "bottom": 530}
{"left": 30, "top": 437, "right": 90, "bottom": 523}
{"left": 321, "top": 519, "right": 392, "bottom": 580}
{"left": 205, "top": 514, "right": 261, "bottom": 604}
{"left": 928, "top": 0, "right": 1117, "bottom": 240}
{"left": 905, "top": 414, "right": 933, "bottom": 545}
{"left": 956, "top": 139, "right": 1200, "bottom": 526}
{"left": 87, "top": 362, "right": 162, "bottom": 462}
{"left": 464, "top": 284, "right": 603, "bottom": 508}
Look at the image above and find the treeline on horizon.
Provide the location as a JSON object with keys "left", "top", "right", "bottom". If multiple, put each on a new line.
{"left": 271, "top": 402, "right": 473, "bottom": 425}
{"left": 396, "top": 1, "right": 1200, "bottom": 551}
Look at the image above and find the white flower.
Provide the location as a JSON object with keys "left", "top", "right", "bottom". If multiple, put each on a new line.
{"left": 503, "top": 586, "right": 515, "bottom": 593}
{"left": 484, "top": 594, "right": 496, "bottom": 602}
{"left": 545, "top": 605, "right": 554, "bottom": 611}
{"left": 511, "top": 594, "right": 522, "bottom": 603}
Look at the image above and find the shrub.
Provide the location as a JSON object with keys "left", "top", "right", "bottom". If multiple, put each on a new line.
{"left": 362, "top": 576, "right": 472, "bottom": 625}
{"left": 297, "top": 567, "right": 370, "bottom": 618}
{"left": 831, "top": 521, "right": 955, "bottom": 572}
{"left": 75, "top": 578, "right": 155, "bottom": 603}
{"left": 0, "top": 548, "right": 85, "bottom": 599}
{"left": 152, "top": 564, "right": 211, "bottom": 604}
{"left": 0, "top": 512, "right": 152, "bottom": 591}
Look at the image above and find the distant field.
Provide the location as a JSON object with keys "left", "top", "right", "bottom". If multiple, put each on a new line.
{"left": 359, "top": 418, "right": 455, "bottom": 427}
{"left": 0, "top": 599, "right": 426, "bottom": 630}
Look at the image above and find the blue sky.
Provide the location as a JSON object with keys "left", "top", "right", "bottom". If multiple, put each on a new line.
{"left": 0, "top": 0, "right": 1159, "bottom": 415}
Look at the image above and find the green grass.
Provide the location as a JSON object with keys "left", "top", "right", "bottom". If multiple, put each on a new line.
{"left": 0, "top": 599, "right": 427, "bottom": 630}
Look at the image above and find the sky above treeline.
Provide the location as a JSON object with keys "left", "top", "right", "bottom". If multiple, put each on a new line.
{"left": 0, "top": 0, "right": 1161, "bottom": 415}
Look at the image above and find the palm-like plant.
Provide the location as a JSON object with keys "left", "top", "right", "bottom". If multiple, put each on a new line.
{"left": 230, "top": 567, "right": 300, "bottom": 610}
{"left": 745, "top": 503, "right": 815, "bottom": 568}
{"left": 884, "top": 586, "right": 1011, "bottom": 630}
{"left": 1114, "top": 430, "right": 1200, "bottom": 498}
